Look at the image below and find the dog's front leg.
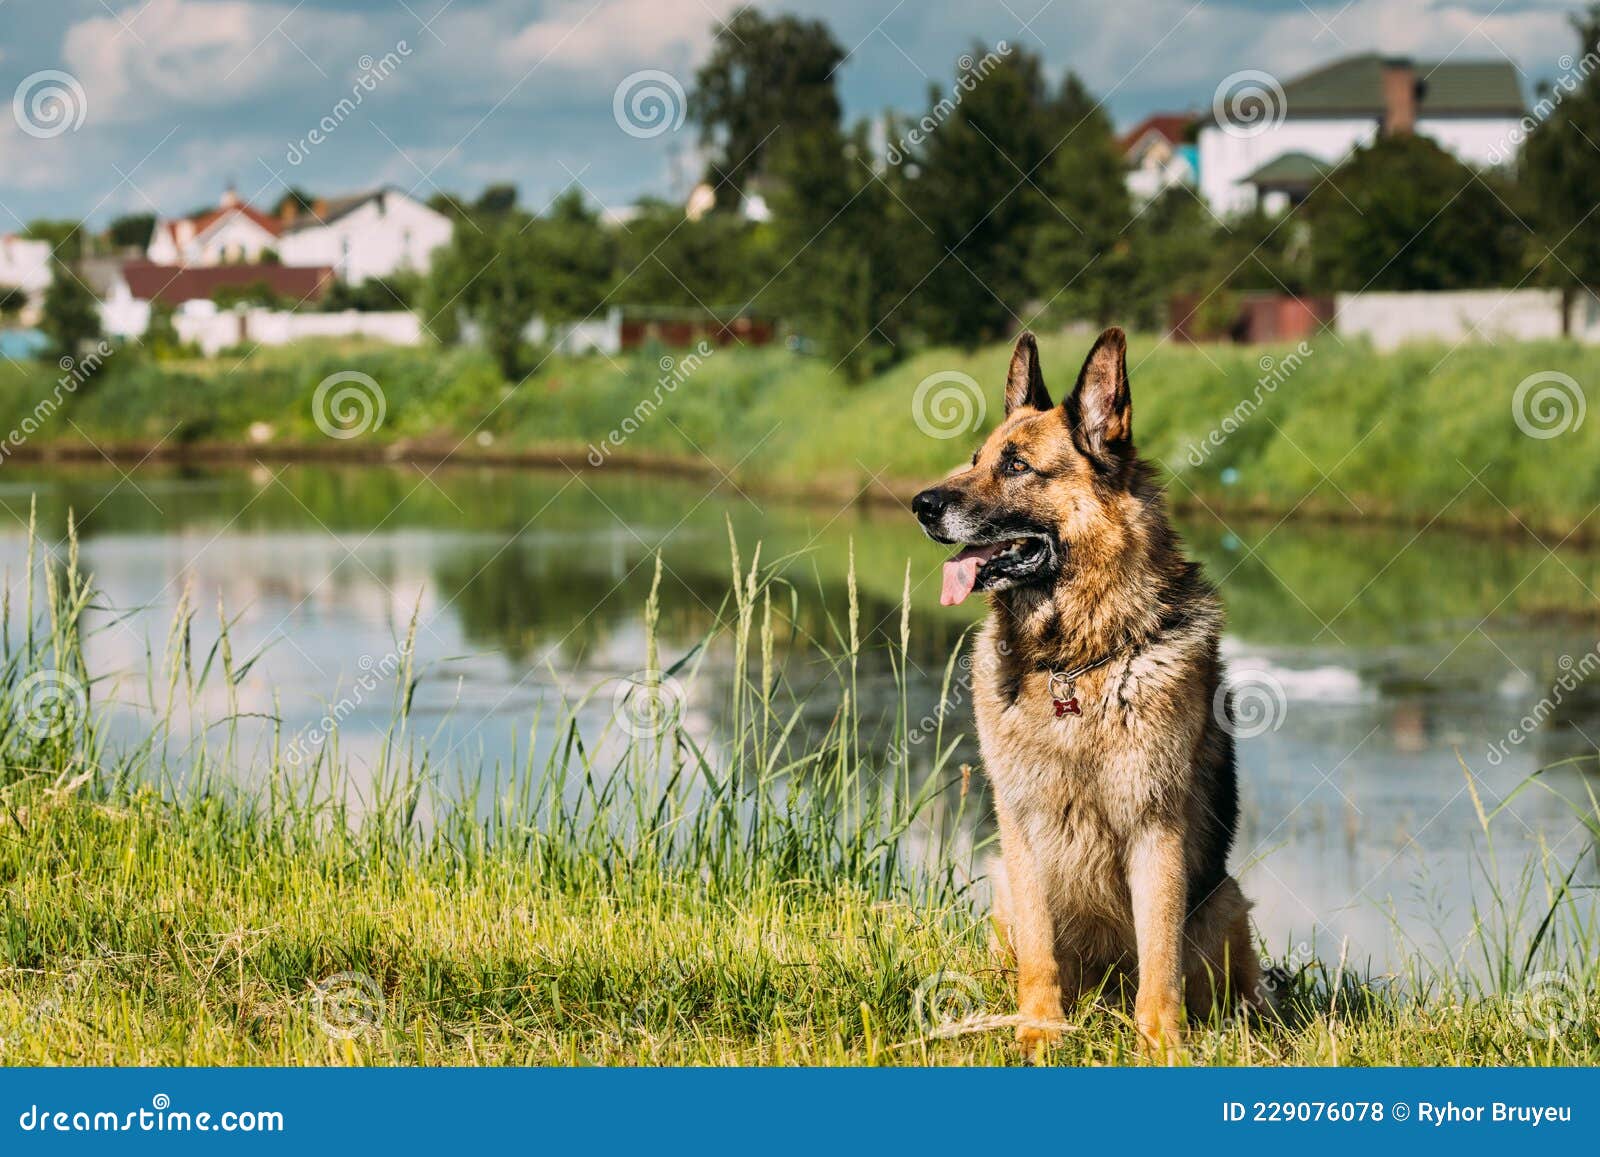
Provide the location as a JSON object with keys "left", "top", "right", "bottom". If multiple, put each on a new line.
{"left": 1128, "top": 825, "right": 1185, "bottom": 1061}
{"left": 996, "top": 810, "right": 1061, "bottom": 1055}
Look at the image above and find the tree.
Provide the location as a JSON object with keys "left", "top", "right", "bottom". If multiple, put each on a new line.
{"left": 765, "top": 121, "right": 912, "bottom": 378}
{"left": 905, "top": 43, "right": 1056, "bottom": 346}
{"left": 426, "top": 211, "right": 540, "bottom": 377}
{"left": 106, "top": 213, "right": 156, "bottom": 250}
{"left": 1122, "top": 187, "right": 1218, "bottom": 331}
{"left": 1029, "top": 74, "right": 1138, "bottom": 327}
{"left": 25, "top": 219, "right": 84, "bottom": 261}
{"left": 1521, "top": 3, "right": 1600, "bottom": 326}
{"left": 525, "top": 189, "right": 616, "bottom": 321}
{"left": 273, "top": 188, "right": 316, "bottom": 218}
{"left": 691, "top": 7, "right": 845, "bottom": 194}
{"left": 610, "top": 199, "right": 776, "bottom": 311}
{"left": 0, "top": 285, "right": 25, "bottom": 319}
{"left": 1306, "top": 134, "right": 1524, "bottom": 291}
{"left": 474, "top": 183, "right": 519, "bottom": 216}
{"left": 39, "top": 259, "right": 103, "bottom": 361}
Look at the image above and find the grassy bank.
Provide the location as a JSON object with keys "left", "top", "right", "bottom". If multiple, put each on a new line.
{"left": 1, "top": 524, "right": 1597, "bottom": 1066}
{"left": 3, "top": 333, "right": 1598, "bottom": 536}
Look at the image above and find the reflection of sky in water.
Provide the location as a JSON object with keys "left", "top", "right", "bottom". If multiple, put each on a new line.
{"left": 2, "top": 464, "right": 1597, "bottom": 978}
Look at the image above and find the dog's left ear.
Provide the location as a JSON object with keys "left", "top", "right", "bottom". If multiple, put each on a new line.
{"left": 1066, "top": 327, "right": 1132, "bottom": 466}
{"left": 1004, "top": 331, "right": 1051, "bottom": 415}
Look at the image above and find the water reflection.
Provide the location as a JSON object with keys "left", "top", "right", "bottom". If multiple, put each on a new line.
{"left": 2, "top": 463, "right": 1597, "bottom": 972}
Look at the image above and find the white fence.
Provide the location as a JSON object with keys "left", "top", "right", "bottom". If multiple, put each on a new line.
{"left": 174, "top": 307, "right": 422, "bottom": 356}
{"left": 1335, "top": 289, "right": 1600, "bottom": 349}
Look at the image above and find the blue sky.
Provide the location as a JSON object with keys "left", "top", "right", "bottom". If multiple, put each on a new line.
{"left": 0, "top": 0, "right": 1584, "bottom": 229}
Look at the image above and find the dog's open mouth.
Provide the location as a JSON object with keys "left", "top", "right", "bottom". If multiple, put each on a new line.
{"left": 940, "top": 535, "right": 1051, "bottom": 606}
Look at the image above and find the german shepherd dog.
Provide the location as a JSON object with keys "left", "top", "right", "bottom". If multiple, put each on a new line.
{"left": 912, "top": 328, "right": 1262, "bottom": 1058}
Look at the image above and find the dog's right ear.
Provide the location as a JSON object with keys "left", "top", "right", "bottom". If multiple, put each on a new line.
{"left": 1004, "top": 331, "right": 1051, "bottom": 416}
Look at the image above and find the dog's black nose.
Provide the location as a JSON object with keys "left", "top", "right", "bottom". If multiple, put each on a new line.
{"left": 912, "top": 488, "right": 948, "bottom": 525}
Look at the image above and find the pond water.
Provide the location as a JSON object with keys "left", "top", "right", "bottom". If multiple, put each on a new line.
{"left": 4, "top": 463, "right": 1599, "bottom": 975}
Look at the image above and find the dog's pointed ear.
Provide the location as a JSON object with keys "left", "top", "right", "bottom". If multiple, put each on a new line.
{"left": 1004, "top": 331, "right": 1051, "bottom": 416}
{"left": 1066, "top": 327, "right": 1133, "bottom": 466}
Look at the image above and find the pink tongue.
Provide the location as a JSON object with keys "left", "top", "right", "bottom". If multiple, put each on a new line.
{"left": 940, "top": 544, "right": 1003, "bottom": 607}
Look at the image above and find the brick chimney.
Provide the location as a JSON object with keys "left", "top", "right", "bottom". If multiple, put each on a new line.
{"left": 1381, "top": 58, "right": 1417, "bottom": 136}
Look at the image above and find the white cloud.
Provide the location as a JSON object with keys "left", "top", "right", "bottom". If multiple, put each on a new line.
{"left": 498, "top": 0, "right": 734, "bottom": 74}
{"left": 62, "top": 0, "right": 370, "bottom": 120}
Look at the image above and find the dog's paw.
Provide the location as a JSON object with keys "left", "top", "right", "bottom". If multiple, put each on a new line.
{"left": 1015, "top": 1019, "right": 1061, "bottom": 1062}
{"left": 1135, "top": 998, "right": 1183, "bottom": 1064}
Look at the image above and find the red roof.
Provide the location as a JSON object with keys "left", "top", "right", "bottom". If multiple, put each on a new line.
{"left": 1119, "top": 114, "right": 1194, "bottom": 155}
{"left": 188, "top": 203, "right": 284, "bottom": 238}
{"left": 119, "top": 261, "right": 333, "bottom": 305}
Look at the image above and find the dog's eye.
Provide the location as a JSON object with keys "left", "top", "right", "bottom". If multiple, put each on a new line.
{"left": 1005, "top": 457, "right": 1030, "bottom": 475}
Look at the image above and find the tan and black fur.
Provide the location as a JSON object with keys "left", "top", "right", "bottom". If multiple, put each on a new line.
{"left": 912, "top": 328, "right": 1263, "bottom": 1059}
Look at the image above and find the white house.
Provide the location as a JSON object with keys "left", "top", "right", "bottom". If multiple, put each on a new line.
{"left": 0, "top": 234, "right": 51, "bottom": 322}
{"left": 275, "top": 188, "right": 453, "bottom": 283}
{"left": 1199, "top": 55, "right": 1524, "bottom": 215}
{"left": 1120, "top": 114, "right": 1198, "bottom": 203}
{"left": 146, "top": 187, "right": 285, "bottom": 265}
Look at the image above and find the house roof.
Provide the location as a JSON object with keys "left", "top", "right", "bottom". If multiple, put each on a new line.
{"left": 281, "top": 187, "right": 407, "bottom": 234}
{"left": 1119, "top": 114, "right": 1194, "bottom": 155}
{"left": 1209, "top": 53, "right": 1524, "bottom": 125}
{"left": 119, "top": 261, "right": 333, "bottom": 305}
{"left": 1242, "top": 151, "right": 1331, "bottom": 187}
{"left": 154, "top": 201, "right": 283, "bottom": 251}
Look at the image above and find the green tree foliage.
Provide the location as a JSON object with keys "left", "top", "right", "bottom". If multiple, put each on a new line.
{"left": 39, "top": 260, "right": 103, "bottom": 361}
{"left": 1306, "top": 133, "right": 1524, "bottom": 291}
{"left": 610, "top": 199, "right": 776, "bottom": 310}
{"left": 691, "top": 7, "right": 844, "bottom": 193}
{"left": 1029, "top": 75, "right": 1138, "bottom": 328}
{"left": 905, "top": 44, "right": 1057, "bottom": 347}
{"left": 474, "top": 184, "right": 519, "bottom": 216}
{"left": 25, "top": 220, "right": 84, "bottom": 261}
{"left": 106, "top": 213, "right": 157, "bottom": 251}
{"left": 1122, "top": 188, "right": 1218, "bottom": 330}
{"left": 766, "top": 121, "right": 911, "bottom": 378}
{"left": 425, "top": 191, "right": 614, "bottom": 378}
{"left": 1521, "top": 3, "right": 1600, "bottom": 301}
{"left": 0, "top": 285, "right": 26, "bottom": 318}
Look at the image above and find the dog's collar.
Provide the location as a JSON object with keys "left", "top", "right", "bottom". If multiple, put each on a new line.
{"left": 1038, "top": 650, "right": 1118, "bottom": 718}
{"left": 1033, "top": 613, "right": 1186, "bottom": 719}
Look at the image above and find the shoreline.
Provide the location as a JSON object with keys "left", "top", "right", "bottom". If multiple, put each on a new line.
{"left": 4, "top": 437, "right": 1593, "bottom": 550}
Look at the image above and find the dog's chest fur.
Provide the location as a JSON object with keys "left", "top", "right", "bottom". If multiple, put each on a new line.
{"left": 971, "top": 615, "right": 1211, "bottom": 931}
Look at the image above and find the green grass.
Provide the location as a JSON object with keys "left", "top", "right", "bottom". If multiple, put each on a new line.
{"left": 4, "top": 332, "right": 1599, "bottom": 535}
{"left": 1, "top": 520, "right": 1597, "bottom": 1066}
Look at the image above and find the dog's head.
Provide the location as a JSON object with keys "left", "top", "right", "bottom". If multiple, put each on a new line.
{"left": 913, "top": 327, "right": 1140, "bottom": 606}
